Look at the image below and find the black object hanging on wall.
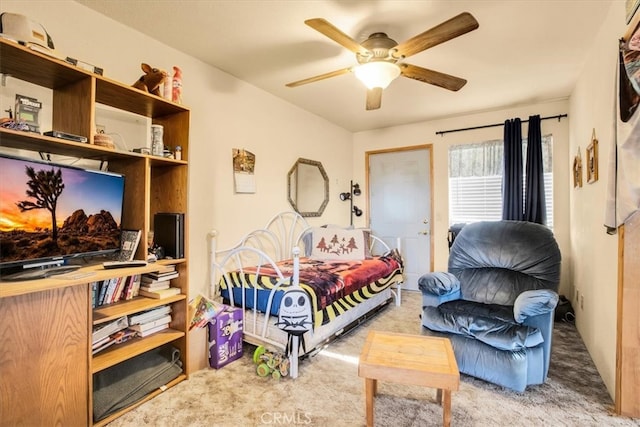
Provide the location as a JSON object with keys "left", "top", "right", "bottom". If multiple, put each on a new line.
{"left": 339, "top": 180, "right": 362, "bottom": 226}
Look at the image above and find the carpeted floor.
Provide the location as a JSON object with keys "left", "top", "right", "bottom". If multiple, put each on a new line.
{"left": 107, "top": 291, "right": 640, "bottom": 427}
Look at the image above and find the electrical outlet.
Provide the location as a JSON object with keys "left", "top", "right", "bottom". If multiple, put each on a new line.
{"left": 580, "top": 294, "right": 584, "bottom": 310}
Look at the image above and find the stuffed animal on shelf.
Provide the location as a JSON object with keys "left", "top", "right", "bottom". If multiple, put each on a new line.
{"left": 132, "top": 63, "right": 167, "bottom": 96}
{"left": 171, "top": 66, "right": 183, "bottom": 104}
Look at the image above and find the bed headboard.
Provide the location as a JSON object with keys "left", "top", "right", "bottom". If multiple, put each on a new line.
{"left": 208, "top": 211, "right": 401, "bottom": 297}
{"left": 208, "top": 212, "right": 310, "bottom": 296}
{"left": 263, "top": 211, "right": 311, "bottom": 259}
{"left": 210, "top": 211, "right": 400, "bottom": 264}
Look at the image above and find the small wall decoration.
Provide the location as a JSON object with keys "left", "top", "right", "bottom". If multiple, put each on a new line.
{"left": 573, "top": 148, "right": 583, "bottom": 188}
{"left": 233, "top": 148, "right": 256, "bottom": 193}
{"left": 586, "top": 129, "right": 599, "bottom": 184}
{"left": 627, "top": 0, "right": 640, "bottom": 24}
{"left": 622, "top": 3, "right": 640, "bottom": 122}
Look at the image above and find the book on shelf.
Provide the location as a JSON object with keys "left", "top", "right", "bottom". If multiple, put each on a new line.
{"left": 143, "top": 271, "right": 179, "bottom": 281}
{"left": 140, "top": 283, "right": 170, "bottom": 292}
{"left": 111, "top": 276, "right": 127, "bottom": 304}
{"left": 139, "top": 287, "right": 181, "bottom": 299}
{"left": 92, "top": 275, "right": 142, "bottom": 307}
{"left": 157, "top": 264, "right": 176, "bottom": 273}
{"left": 97, "top": 280, "right": 109, "bottom": 306}
{"left": 101, "top": 277, "right": 120, "bottom": 305}
{"left": 130, "top": 274, "right": 142, "bottom": 298}
{"left": 144, "top": 264, "right": 177, "bottom": 278}
{"left": 110, "top": 328, "right": 137, "bottom": 344}
{"left": 121, "top": 274, "right": 140, "bottom": 300}
{"left": 129, "top": 305, "right": 172, "bottom": 325}
{"left": 140, "top": 276, "right": 172, "bottom": 286}
{"left": 136, "top": 322, "right": 169, "bottom": 337}
{"left": 116, "top": 229, "right": 142, "bottom": 262}
{"left": 92, "top": 329, "right": 137, "bottom": 355}
{"left": 91, "top": 281, "right": 99, "bottom": 308}
{"left": 92, "top": 315, "right": 128, "bottom": 344}
{"left": 129, "top": 314, "right": 172, "bottom": 333}
{"left": 92, "top": 335, "right": 111, "bottom": 350}
{"left": 92, "top": 338, "right": 117, "bottom": 355}
{"left": 140, "top": 279, "right": 170, "bottom": 288}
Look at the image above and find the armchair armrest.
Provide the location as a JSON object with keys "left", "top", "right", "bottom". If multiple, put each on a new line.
{"left": 418, "top": 272, "right": 461, "bottom": 307}
{"left": 513, "top": 290, "right": 559, "bottom": 323}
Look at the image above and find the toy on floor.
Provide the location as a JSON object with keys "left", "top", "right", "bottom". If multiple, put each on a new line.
{"left": 253, "top": 346, "right": 290, "bottom": 379}
{"left": 132, "top": 63, "right": 168, "bottom": 96}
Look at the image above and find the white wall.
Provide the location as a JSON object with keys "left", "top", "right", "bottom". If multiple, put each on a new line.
{"left": 2, "top": 0, "right": 353, "bottom": 371}
{"left": 353, "top": 100, "right": 571, "bottom": 293}
{"left": 568, "top": 1, "right": 624, "bottom": 396}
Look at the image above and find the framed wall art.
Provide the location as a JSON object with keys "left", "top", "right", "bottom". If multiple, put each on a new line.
{"left": 573, "top": 148, "right": 583, "bottom": 188}
{"left": 627, "top": 0, "right": 640, "bottom": 24}
{"left": 586, "top": 129, "right": 599, "bottom": 184}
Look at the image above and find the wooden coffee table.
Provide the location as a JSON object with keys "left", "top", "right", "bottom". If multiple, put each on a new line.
{"left": 358, "top": 331, "right": 459, "bottom": 427}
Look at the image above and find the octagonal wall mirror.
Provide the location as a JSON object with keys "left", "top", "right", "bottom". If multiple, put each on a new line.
{"left": 287, "top": 158, "right": 329, "bottom": 217}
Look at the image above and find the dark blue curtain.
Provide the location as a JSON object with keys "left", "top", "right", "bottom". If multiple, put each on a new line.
{"left": 524, "top": 115, "right": 546, "bottom": 224}
{"left": 502, "top": 118, "right": 523, "bottom": 220}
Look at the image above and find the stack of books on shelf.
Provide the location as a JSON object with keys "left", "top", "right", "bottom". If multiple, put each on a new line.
{"left": 128, "top": 305, "right": 172, "bottom": 337}
{"left": 92, "top": 316, "right": 136, "bottom": 355}
{"left": 92, "top": 274, "right": 142, "bottom": 308}
{"left": 139, "top": 266, "right": 180, "bottom": 299}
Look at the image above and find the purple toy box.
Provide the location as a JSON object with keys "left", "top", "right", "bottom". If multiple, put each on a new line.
{"left": 208, "top": 305, "right": 243, "bottom": 369}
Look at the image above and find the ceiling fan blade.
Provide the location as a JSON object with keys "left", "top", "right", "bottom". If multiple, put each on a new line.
{"left": 366, "top": 88, "right": 383, "bottom": 110}
{"left": 400, "top": 63, "right": 467, "bottom": 91}
{"left": 305, "top": 18, "right": 370, "bottom": 56}
{"left": 286, "top": 67, "right": 352, "bottom": 88}
{"left": 394, "top": 12, "right": 479, "bottom": 58}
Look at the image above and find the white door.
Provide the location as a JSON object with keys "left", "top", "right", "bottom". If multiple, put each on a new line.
{"left": 368, "top": 147, "right": 432, "bottom": 291}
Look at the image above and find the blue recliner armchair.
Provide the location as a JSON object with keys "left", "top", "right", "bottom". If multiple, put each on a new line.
{"left": 419, "top": 220, "right": 561, "bottom": 392}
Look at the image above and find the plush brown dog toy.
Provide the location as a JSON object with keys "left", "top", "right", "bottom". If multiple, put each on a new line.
{"left": 132, "top": 63, "right": 167, "bottom": 96}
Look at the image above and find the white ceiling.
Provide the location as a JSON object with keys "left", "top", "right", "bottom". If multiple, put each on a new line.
{"left": 75, "top": 0, "right": 612, "bottom": 132}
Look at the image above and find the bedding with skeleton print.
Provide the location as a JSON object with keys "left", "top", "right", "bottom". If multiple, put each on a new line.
{"left": 219, "top": 250, "right": 403, "bottom": 328}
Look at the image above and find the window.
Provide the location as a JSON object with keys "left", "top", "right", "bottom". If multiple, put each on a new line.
{"left": 448, "top": 135, "right": 553, "bottom": 227}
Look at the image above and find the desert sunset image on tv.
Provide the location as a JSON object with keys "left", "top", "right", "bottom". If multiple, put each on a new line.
{"left": 0, "top": 156, "right": 125, "bottom": 264}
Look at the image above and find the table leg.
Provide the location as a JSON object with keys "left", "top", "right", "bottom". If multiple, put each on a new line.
{"left": 365, "top": 378, "right": 376, "bottom": 427}
{"left": 442, "top": 389, "right": 452, "bottom": 427}
{"left": 436, "top": 388, "right": 442, "bottom": 404}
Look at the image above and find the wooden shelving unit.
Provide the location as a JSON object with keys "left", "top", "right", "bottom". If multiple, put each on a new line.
{"left": 92, "top": 329, "right": 186, "bottom": 373}
{"left": 0, "top": 39, "right": 190, "bottom": 426}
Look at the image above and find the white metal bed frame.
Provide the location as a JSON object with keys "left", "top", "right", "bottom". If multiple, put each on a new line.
{"left": 208, "top": 211, "right": 403, "bottom": 377}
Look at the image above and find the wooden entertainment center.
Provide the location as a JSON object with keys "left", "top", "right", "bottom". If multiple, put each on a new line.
{"left": 0, "top": 39, "right": 190, "bottom": 426}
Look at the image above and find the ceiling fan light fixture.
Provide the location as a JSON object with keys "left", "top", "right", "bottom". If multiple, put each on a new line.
{"left": 354, "top": 62, "right": 400, "bottom": 89}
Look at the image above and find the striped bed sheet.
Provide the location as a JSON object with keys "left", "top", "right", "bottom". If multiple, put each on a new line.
{"left": 219, "top": 252, "right": 403, "bottom": 329}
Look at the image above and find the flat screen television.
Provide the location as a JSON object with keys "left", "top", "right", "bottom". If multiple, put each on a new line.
{"left": 0, "top": 153, "right": 125, "bottom": 281}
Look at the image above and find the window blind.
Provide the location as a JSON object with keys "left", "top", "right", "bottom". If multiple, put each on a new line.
{"left": 448, "top": 135, "right": 553, "bottom": 228}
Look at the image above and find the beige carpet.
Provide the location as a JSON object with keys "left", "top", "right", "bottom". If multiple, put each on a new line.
{"left": 107, "top": 291, "right": 640, "bottom": 427}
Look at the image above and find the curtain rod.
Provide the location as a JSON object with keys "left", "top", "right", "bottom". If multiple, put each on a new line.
{"left": 435, "top": 114, "right": 568, "bottom": 136}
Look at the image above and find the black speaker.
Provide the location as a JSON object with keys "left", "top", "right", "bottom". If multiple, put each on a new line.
{"left": 153, "top": 213, "right": 184, "bottom": 259}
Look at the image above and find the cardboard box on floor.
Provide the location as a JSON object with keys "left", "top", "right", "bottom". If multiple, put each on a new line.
{"left": 208, "top": 305, "right": 243, "bottom": 369}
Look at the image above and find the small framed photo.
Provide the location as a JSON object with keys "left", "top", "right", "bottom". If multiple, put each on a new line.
{"left": 627, "top": 0, "right": 640, "bottom": 24}
{"left": 573, "top": 150, "right": 582, "bottom": 188}
{"left": 586, "top": 130, "right": 599, "bottom": 184}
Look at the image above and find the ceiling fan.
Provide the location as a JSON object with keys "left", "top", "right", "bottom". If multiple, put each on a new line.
{"left": 286, "top": 12, "right": 479, "bottom": 110}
